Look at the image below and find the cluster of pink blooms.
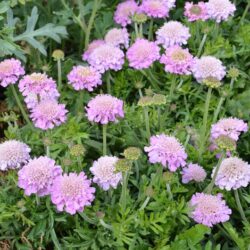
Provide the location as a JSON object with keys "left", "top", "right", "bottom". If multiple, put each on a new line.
{"left": 144, "top": 134, "right": 187, "bottom": 172}
{"left": 189, "top": 193, "right": 232, "bottom": 227}
{"left": 184, "top": 2, "right": 209, "bottom": 22}
{"left": 104, "top": 28, "right": 129, "bottom": 48}
{"left": 181, "top": 163, "right": 206, "bottom": 184}
{"left": 82, "top": 40, "right": 106, "bottom": 61}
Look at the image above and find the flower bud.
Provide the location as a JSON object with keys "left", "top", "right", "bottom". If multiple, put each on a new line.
{"left": 124, "top": 147, "right": 141, "bottom": 161}
{"left": 52, "top": 49, "right": 65, "bottom": 60}
{"left": 152, "top": 94, "right": 166, "bottom": 106}
{"left": 115, "top": 159, "right": 132, "bottom": 172}
{"left": 70, "top": 144, "right": 86, "bottom": 157}
{"left": 138, "top": 96, "right": 154, "bottom": 107}
{"left": 228, "top": 67, "right": 239, "bottom": 80}
{"left": 132, "top": 13, "right": 148, "bottom": 24}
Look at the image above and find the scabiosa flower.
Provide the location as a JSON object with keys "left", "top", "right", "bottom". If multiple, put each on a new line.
{"left": 189, "top": 193, "right": 231, "bottom": 227}
{"left": 213, "top": 157, "right": 250, "bottom": 191}
{"left": 184, "top": 2, "right": 209, "bottom": 22}
{"left": 207, "top": 0, "right": 236, "bottom": 23}
{"left": 126, "top": 38, "right": 160, "bottom": 69}
{"left": 18, "top": 156, "right": 62, "bottom": 196}
{"left": 0, "top": 58, "right": 25, "bottom": 87}
{"left": 104, "top": 28, "right": 129, "bottom": 48}
{"left": 160, "top": 46, "right": 194, "bottom": 75}
{"left": 0, "top": 140, "right": 30, "bottom": 171}
{"left": 144, "top": 134, "right": 187, "bottom": 171}
{"left": 114, "top": 0, "right": 138, "bottom": 27}
{"left": 51, "top": 172, "right": 95, "bottom": 215}
{"left": 82, "top": 39, "right": 106, "bottom": 61}
{"left": 211, "top": 117, "right": 248, "bottom": 141}
{"left": 86, "top": 94, "right": 124, "bottom": 124}
{"left": 182, "top": 163, "right": 207, "bottom": 183}
{"left": 30, "top": 99, "right": 68, "bottom": 130}
{"left": 192, "top": 56, "right": 226, "bottom": 83}
{"left": 90, "top": 156, "right": 122, "bottom": 190}
{"left": 156, "top": 21, "right": 191, "bottom": 49}
{"left": 88, "top": 44, "right": 125, "bottom": 73}
{"left": 67, "top": 65, "right": 102, "bottom": 91}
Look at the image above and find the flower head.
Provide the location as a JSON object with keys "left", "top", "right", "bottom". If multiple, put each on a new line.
{"left": 182, "top": 163, "right": 206, "bottom": 184}
{"left": 192, "top": 56, "right": 226, "bottom": 83}
{"left": 184, "top": 2, "right": 209, "bottom": 22}
{"left": 124, "top": 147, "right": 141, "bottom": 160}
{"left": 105, "top": 28, "right": 129, "bottom": 48}
{"left": 90, "top": 156, "right": 122, "bottom": 190}
{"left": 114, "top": 0, "right": 138, "bottom": 27}
{"left": 156, "top": 21, "right": 191, "bottom": 49}
{"left": 189, "top": 192, "right": 231, "bottom": 227}
{"left": 126, "top": 38, "right": 160, "bottom": 69}
{"left": 211, "top": 117, "right": 248, "bottom": 141}
{"left": 88, "top": 44, "right": 124, "bottom": 73}
{"left": 144, "top": 134, "right": 187, "bottom": 171}
{"left": 67, "top": 65, "right": 102, "bottom": 91}
{"left": 82, "top": 40, "right": 106, "bottom": 61}
{"left": 160, "top": 46, "right": 194, "bottom": 75}
{"left": 207, "top": 0, "right": 236, "bottom": 23}
{"left": 0, "top": 140, "right": 30, "bottom": 171}
{"left": 0, "top": 58, "right": 25, "bottom": 87}
{"left": 86, "top": 94, "right": 124, "bottom": 124}
{"left": 18, "top": 156, "right": 62, "bottom": 197}
{"left": 51, "top": 172, "right": 95, "bottom": 215}
{"left": 213, "top": 157, "right": 250, "bottom": 191}
{"left": 30, "top": 99, "right": 68, "bottom": 130}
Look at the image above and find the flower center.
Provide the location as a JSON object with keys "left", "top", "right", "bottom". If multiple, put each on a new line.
{"left": 190, "top": 5, "right": 202, "bottom": 15}
{"left": 39, "top": 102, "right": 58, "bottom": 119}
{"left": 77, "top": 67, "right": 92, "bottom": 77}
{"left": 61, "top": 177, "right": 83, "bottom": 197}
{"left": 149, "top": 1, "right": 161, "bottom": 10}
{"left": 0, "top": 62, "right": 12, "bottom": 74}
{"left": 29, "top": 74, "right": 46, "bottom": 84}
{"left": 171, "top": 50, "right": 187, "bottom": 61}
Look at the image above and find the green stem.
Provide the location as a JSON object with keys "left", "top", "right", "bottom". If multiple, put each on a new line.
{"left": 10, "top": 85, "right": 33, "bottom": 128}
{"left": 166, "top": 183, "right": 173, "bottom": 200}
{"left": 135, "top": 161, "right": 140, "bottom": 183}
{"left": 229, "top": 78, "right": 235, "bottom": 91}
{"left": 77, "top": 156, "right": 82, "bottom": 171}
{"left": 240, "top": 2, "right": 250, "bottom": 25}
{"left": 157, "top": 106, "right": 161, "bottom": 131}
{"left": 57, "top": 59, "right": 62, "bottom": 90}
{"left": 106, "top": 71, "right": 111, "bottom": 94}
{"left": 76, "top": 91, "right": 84, "bottom": 119}
{"left": 213, "top": 97, "right": 225, "bottom": 123}
{"left": 184, "top": 134, "right": 191, "bottom": 149}
{"left": 139, "top": 196, "right": 150, "bottom": 210}
{"left": 120, "top": 172, "right": 129, "bottom": 212}
{"left": 100, "top": 219, "right": 113, "bottom": 230}
{"left": 46, "top": 146, "right": 50, "bottom": 157}
{"left": 134, "top": 23, "right": 140, "bottom": 38}
{"left": 139, "top": 23, "right": 143, "bottom": 37}
{"left": 144, "top": 107, "right": 151, "bottom": 141}
{"left": 169, "top": 76, "right": 177, "bottom": 101}
{"left": 197, "top": 33, "right": 207, "bottom": 57}
{"left": 234, "top": 189, "right": 248, "bottom": 225}
{"left": 148, "top": 19, "right": 154, "bottom": 40}
{"left": 103, "top": 124, "right": 107, "bottom": 156}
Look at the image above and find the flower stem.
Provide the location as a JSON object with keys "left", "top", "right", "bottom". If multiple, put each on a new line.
{"left": 46, "top": 146, "right": 50, "bottom": 157}
{"left": 169, "top": 76, "right": 177, "bottom": 101}
{"left": 143, "top": 106, "right": 151, "bottom": 141}
{"left": 102, "top": 124, "right": 107, "bottom": 156}
{"left": 157, "top": 106, "right": 161, "bottom": 131}
{"left": 139, "top": 196, "right": 150, "bottom": 210}
{"left": 148, "top": 19, "right": 154, "bottom": 40}
{"left": 213, "top": 97, "right": 225, "bottom": 123}
{"left": 120, "top": 171, "right": 129, "bottom": 212}
{"left": 139, "top": 23, "right": 143, "bottom": 37}
{"left": 240, "top": 2, "right": 250, "bottom": 25}
{"left": 100, "top": 219, "right": 113, "bottom": 230}
{"left": 135, "top": 161, "right": 140, "bottom": 183}
{"left": 234, "top": 189, "right": 248, "bottom": 225}
{"left": 57, "top": 59, "right": 62, "bottom": 90}
{"left": 197, "top": 33, "right": 207, "bottom": 57}
{"left": 134, "top": 23, "right": 140, "bottom": 38}
{"left": 229, "top": 78, "right": 235, "bottom": 91}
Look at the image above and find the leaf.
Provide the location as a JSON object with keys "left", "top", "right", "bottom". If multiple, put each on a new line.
{"left": 0, "top": 2, "right": 10, "bottom": 14}
{"left": 50, "top": 229, "right": 62, "bottom": 250}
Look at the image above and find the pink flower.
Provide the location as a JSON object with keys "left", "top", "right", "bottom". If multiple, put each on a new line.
{"left": 86, "top": 94, "right": 124, "bottom": 124}
{"left": 18, "top": 156, "right": 62, "bottom": 197}
{"left": 90, "top": 156, "right": 122, "bottom": 190}
{"left": 156, "top": 21, "right": 191, "bottom": 49}
{"left": 184, "top": 2, "right": 209, "bottom": 22}
{"left": 50, "top": 172, "right": 95, "bottom": 215}
{"left": 105, "top": 28, "right": 129, "bottom": 48}
{"left": 82, "top": 40, "right": 105, "bottom": 61}
{"left": 67, "top": 65, "right": 102, "bottom": 91}
{"left": 144, "top": 134, "right": 187, "bottom": 171}
{"left": 160, "top": 46, "right": 194, "bottom": 75}
{"left": 0, "top": 58, "right": 25, "bottom": 87}
{"left": 30, "top": 99, "right": 68, "bottom": 130}
{"left": 189, "top": 193, "right": 231, "bottom": 227}
{"left": 126, "top": 38, "right": 160, "bottom": 69}
{"left": 114, "top": 0, "right": 138, "bottom": 27}
{"left": 88, "top": 44, "right": 125, "bottom": 73}
{"left": 182, "top": 163, "right": 206, "bottom": 183}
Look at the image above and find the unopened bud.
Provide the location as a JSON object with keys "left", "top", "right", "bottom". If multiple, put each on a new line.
{"left": 52, "top": 49, "right": 65, "bottom": 60}
{"left": 70, "top": 144, "right": 86, "bottom": 157}
{"left": 124, "top": 147, "right": 141, "bottom": 161}
{"left": 115, "top": 159, "right": 132, "bottom": 172}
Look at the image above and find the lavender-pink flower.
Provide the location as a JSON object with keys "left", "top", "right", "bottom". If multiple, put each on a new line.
{"left": 104, "top": 28, "right": 129, "bottom": 48}
{"left": 82, "top": 39, "right": 105, "bottom": 61}
{"left": 184, "top": 2, "right": 209, "bottom": 22}
{"left": 182, "top": 163, "right": 207, "bottom": 184}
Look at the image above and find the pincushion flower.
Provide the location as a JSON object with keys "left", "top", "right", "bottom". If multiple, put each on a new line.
{"left": 90, "top": 156, "right": 122, "bottom": 190}
{"left": 184, "top": 2, "right": 209, "bottom": 22}
{"left": 156, "top": 21, "right": 191, "bottom": 49}
{"left": 88, "top": 44, "right": 125, "bottom": 73}
{"left": 30, "top": 99, "right": 68, "bottom": 130}
{"left": 189, "top": 193, "right": 231, "bottom": 227}
{"left": 82, "top": 39, "right": 105, "bottom": 61}
{"left": 104, "top": 28, "right": 129, "bottom": 48}
{"left": 207, "top": 0, "right": 236, "bottom": 23}
{"left": 213, "top": 157, "right": 250, "bottom": 191}
{"left": 51, "top": 172, "right": 95, "bottom": 215}
{"left": 160, "top": 46, "right": 194, "bottom": 75}
{"left": 114, "top": 0, "right": 138, "bottom": 27}
{"left": 182, "top": 163, "right": 207, "bottom": 184}
{"left": 126, "top": 38, "right": 160, "bottom": 69}
{"left": 144, "top": 134, "right": 187, "bottom": 171}
{"left": 18, "top": 156, "right": 62, "bottom": 197}
{"left": 192, "top": 56, "right": 226, "bottom": 83}
{"left": 211, "top": 117, "right": 248, "bottom": 141}
{"left": 86, "top": 94, "right": 124, "bottom": 124}
{"left": 0, "top": 140, "right": 31, "bottom": 171}
{"left": 0, "top": 58, "right": 25, "bottom": 87}
{"left": 67, "top": 65, "right": 102, "bottom": 91}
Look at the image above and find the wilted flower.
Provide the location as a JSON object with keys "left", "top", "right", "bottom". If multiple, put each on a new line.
{"left": 51, "top": 172, "right": 95, "bottom": 215}
{"left": 115, "top": 158, "right": 132, "bottom": 172}
{"left": 184, "top": 2, "right": 209, "bottom": 22}
{"left": 214, "top": 135, "right": 236, "bottom": 151}
{"left": 156, "top": 21, "right": 191, "bottom": 49}
{"left": 90, "top": 156, "right": 122, "bottom": 190}
{"left": 228, "top": 67, "right": 239, "bottom": 80}
{"left": 0, "top": 140, "right": 30, "bottom": 171}
{"left": 132, "top": 13, "right": 148, "bottom": 23}
{"left": 86, "top": 94, "right": 124, "bottom": 124}
{"left": 124, "top": 147, "right": 141, "bottom": 160}
{"left": 70, "top": 144, "right": 86, "bottom": 157}
{"left": 126, "top": 39, "right": 160, "bottom": 69}
{"left": 67, "top": 65, "right": 102, "bottom": 91}
{"left": 30, "top": 99, "right": 68, "bottom": 130}
{"left": 144, "top": 134, "right": 187, "bottom": 171}
{"left": 152, "top": 94, "right": 166, "bottom": 105}
{"left": 138, "top": 96, "right": 154, "bottom": 107}
{"left": 18, "top": 156, "right": 62, "bottom": 197}
{"left": 213, "top": 157, "right": 250, "bottom": 191}
{"left": 82, "top": 40, "right": 105, "bottom": 61}
{"left": 181, "top": 163, "right": 207, "bottom": 183}
{"left": 0, "top": 58, "right": 25, "bottom": 87}
{"left": 104, "top": 28, "right": 129, "bottom": 48}
{"left": 189, "top": 192, "right": 231, "bottom": 227}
